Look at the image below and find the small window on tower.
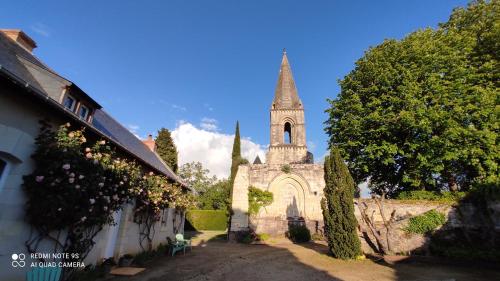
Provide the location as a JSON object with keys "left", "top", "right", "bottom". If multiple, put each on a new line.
{"left": 284, "top": 122, "right": 292, "bottom": 144}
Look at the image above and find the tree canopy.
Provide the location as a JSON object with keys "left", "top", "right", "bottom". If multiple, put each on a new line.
{"left": 178, "top": 161, "right": 217, "bottom": 194}
{"left": 155, "top": 128, "right": 178, "bottom": 173}
{"left": 325, "top": 0, "right": 499, "bottom": 196}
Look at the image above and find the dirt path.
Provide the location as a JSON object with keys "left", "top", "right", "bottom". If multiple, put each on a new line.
{"left": 111, "top": 232, "right": 499, "bottom": 281}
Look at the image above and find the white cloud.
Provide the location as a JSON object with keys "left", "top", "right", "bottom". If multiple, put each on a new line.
{"left": 30, "top": 23, "right": 50, "bottom": 37}
{"left": 127, "top": 124, "right": 141, "bottom": 139}
{"left": 172, "top": 122, "right": 266, "bottom": 179}
{"left": 200, "top": 117, "right": 218, "bottom": 131}
{"left": 171, "top": 104, "right": 187, "bottom": 111}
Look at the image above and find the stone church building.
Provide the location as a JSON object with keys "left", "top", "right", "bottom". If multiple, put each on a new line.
{"left": 230, "top": 51, "right": 325, "bottom": 236}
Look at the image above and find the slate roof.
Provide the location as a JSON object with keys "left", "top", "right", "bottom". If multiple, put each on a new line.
{"left": 0, "top": 31, "right": 183, "bottom": 184}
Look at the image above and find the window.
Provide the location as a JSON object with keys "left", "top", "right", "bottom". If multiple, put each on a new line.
{"left": 78, "top": 105, "right": 89, "bottom": 120}
{"left": 284, "top": 122, "right": 292, "bottom": 144}
{"left": 63, "top": 95, "right": 76, "bottom": 111}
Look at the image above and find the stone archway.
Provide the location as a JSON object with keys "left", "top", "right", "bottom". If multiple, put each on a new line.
{"left": 263, "top": 173, "right": 310, "bottom": 220}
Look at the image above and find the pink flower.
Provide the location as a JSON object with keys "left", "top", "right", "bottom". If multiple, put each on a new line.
{"left": 62, "top": 164, "right": 70, "bottom": 170}
{"left": 81, "top": 137, "right": 86, "bottom": 143}
{"left": 68, "top": 132, "right": 75, "bottom": 138}
{"left": 69, "top": 173, "right": 75, "bottom": 178}
{"left": 68, "top": 178, "right": 75, "bottom": 183}
{"left": 75, "top": 185, "right": 80, "bottom": 189}
{"left": 99, "top": 140, "right": 106, "bottom": 145}
{"left": 79, "top": 175, "right": 85, "bottom": 180}
{"left": 35, "top": 176, "right": 44, "bottom": 182}
{"left": 85, "top": 148, "right": 91, "bottom": 152}
{"left": 89, "top": 199, "right": 95, "bottom": 204}
{"left": 86, "top": 153, "right": 92, "bottom": 159}
{"left": 149, "top": 172, "right": 154, "bottom": 176}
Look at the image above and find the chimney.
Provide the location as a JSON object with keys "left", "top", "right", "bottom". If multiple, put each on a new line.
{"left": 142, "top": 134, "right": 156, "bottom": 152}
{"left": 0, "top": 29, "right": 37, "bottom": 53}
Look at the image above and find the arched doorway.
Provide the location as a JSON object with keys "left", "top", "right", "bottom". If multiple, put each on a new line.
{"left": 264, "top": 173, "right": 309, "bottom": 220}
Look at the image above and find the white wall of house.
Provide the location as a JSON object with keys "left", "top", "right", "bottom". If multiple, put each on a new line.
{"left": 0, "top": 90, "right": 184, "bottom": 281}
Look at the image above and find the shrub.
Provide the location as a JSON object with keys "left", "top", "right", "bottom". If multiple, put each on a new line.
{"left": 311, "top": 232, "right": 324, "bottom": 241}
{"left": 281, "top": 164, "right": 291, "bottom": 173}
{"left": 286, "top": 225, "right": 311, "bottom": 243}
{"left": 185, "top": 210, "right": 228, "bottom": 230}
{"left": 396, "top": 190, "right": 465, "bottom": 203}
{"left": 404, "top": 210, "right": 446, "bottom": 234}
{"left": 257, "top": 233, "right": 270, "bottom": 241}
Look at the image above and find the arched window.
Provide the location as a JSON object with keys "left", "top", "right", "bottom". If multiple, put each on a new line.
{"left": 284, "top": 122, "right": 292, "bottom": 144}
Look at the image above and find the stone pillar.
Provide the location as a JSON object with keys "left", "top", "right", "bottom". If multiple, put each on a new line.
{"left": 229, "top": 165, "right": 250, "bottom": 237}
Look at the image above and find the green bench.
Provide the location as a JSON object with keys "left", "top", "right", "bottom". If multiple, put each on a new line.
{"left": 26, "top": 267, "right": 61, "bottom": 281}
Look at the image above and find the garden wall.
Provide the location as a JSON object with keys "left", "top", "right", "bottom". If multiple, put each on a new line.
{"left": 354, "top": 199, "right": 500, "bottom": 255}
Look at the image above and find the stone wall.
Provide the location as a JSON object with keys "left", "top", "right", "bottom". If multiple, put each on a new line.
{"left": 354, "top": 199, "right": 500, "bottom": 254}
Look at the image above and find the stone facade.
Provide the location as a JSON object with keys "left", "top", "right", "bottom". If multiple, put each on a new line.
{"left": 230, "top": 51, "right": 325, "bottom": 236}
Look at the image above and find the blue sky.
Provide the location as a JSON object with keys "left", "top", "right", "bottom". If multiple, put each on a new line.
{"left": 2, "top": 0, "right": 468, "bottom": 176}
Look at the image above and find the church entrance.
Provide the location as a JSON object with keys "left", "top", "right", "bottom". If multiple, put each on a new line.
{"left": 265, "top": 174, "right": 308, "bottom": 220}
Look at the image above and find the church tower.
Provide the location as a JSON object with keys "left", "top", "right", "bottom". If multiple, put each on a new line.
{"left": 266, "top": 50, "right": 312, "bottom": 164}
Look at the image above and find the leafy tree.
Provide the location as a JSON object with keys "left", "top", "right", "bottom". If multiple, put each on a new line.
{"left": 178, "top": 162, "right": 217, "bottom": 194}
{"left": 155, "top": 128, "right": 178, "bottom": 173}
{"left": 325, "top": 0, "right": 499, "bottom": 196}
{"left": 321, "top": 147, "right": 362, "bottom": 259}
{"left": 198, "top": 179, "right": 231, "bottom": 210}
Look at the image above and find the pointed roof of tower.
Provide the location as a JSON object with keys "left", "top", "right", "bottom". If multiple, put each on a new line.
{"left": 272, "top": 49, "right": 303, "bottom": 109}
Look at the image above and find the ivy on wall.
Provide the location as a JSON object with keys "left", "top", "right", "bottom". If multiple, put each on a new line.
{"left": 404, "top": 210, "right": 446, "bottom": 234}
{"left": 248, "top": 186, "right": 273, "bottom": 215}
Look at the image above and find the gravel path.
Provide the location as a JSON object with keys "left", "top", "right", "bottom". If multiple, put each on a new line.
{"left": 111, "top": 231, "right": 500, "bottom": 281}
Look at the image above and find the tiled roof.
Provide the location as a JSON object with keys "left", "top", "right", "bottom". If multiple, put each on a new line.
{"left": 0, "top": 31, "right": 183, "bottom": 184}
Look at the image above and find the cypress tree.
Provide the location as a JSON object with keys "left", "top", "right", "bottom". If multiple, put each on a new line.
{"left": 229, "top": 121, "right": 241, "bottom": 186}
{"left": 227, "top": 121, "right": 241, "bottom": 234}
{"left": 155, "top": 128, "right": 178, "bottom": 173}
{"left": 321, "top": 147, "right": 362, "bottom": 259}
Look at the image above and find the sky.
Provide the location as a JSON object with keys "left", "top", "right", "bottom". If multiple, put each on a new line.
{"left": 1, "top": 0, "right": 469, "bottom": 178}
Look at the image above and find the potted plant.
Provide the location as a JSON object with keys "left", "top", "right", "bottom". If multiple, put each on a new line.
{"left": 119, "top": 254, "right": 134, "bottom": 267}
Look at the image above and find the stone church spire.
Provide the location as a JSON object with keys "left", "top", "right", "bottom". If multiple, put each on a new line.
{"left": 272, "top": 49, "right": 303, "bottom": 110}
{"left": 266, "top": 50, "right": 311, "bottom": 165}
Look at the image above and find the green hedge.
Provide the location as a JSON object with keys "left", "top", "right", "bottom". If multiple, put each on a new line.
{"left": 185, "top": 210, "right": 228, "bottom": 230}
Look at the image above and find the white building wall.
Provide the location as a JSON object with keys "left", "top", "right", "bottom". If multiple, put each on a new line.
{"left": 0, "top": 91, "right": 184, "bottom": 281}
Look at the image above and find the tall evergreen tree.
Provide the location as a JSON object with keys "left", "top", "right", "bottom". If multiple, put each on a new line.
{"left": 229, "top": 121, "right": 241, "bottom": 186}
{"left": 227, "top": 121, "right": 241, "bottom": 234}
{"left": 321, "top": 147, "right": 362, "bottom": 259}
{"left": 155, "top": 128, "right": 178, "bottom": 173}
